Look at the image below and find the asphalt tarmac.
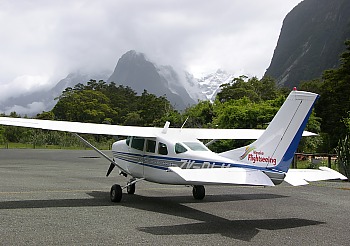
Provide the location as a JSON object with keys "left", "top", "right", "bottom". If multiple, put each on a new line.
{"left": 0, "top": 149, "right": 349, "bottom": 245}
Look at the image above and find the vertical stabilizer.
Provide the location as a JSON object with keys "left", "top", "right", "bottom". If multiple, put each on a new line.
{"left": 220, "top": 90, "right": 319, "bottom": 172}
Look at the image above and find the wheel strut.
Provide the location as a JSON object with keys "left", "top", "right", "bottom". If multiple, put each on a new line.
{"left": 127, "top": 181, "right": 136, "bottom": 194}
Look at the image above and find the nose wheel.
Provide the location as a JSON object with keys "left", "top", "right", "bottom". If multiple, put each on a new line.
{"left": 110, "top": 178, "right": 141, "bottom": 202}
{"left": 110, "top": 184, "right": 122, "bottom": 202}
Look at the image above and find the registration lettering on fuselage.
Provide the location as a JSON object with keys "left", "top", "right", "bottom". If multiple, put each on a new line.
{"left": 179, "top": 159, "right": 231, "bottom": 169}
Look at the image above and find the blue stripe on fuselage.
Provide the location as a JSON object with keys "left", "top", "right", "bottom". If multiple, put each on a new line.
{"left": 112, "top": 151, "right": 284, "bottom": 174}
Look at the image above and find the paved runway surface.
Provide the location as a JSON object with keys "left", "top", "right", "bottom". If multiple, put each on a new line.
{"left": 0, "top": 149, "right": 349, "bottom": 245}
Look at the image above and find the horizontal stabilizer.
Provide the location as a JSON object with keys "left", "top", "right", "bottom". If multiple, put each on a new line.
{"left": 284, "top": 167, "right": 347, "bottom": 186}
{"left": 169, "top": 167, "right": 275, "bottom": 186}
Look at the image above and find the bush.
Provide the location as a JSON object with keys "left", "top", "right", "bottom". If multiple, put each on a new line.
{"left": 336, "top": 135, "right": 350, "bottom": 179}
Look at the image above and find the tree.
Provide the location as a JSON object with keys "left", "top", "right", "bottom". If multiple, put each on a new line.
{"left": 36, "top": 111, "right": 55, "bottom": 120}
{"left": 123, "top": 112, "right": 143, "bottom": 126}
{"left": 217, "top": 76, "right": 258, "bottom": 103}
{"left": 206, "top": 97, "right": 282, "bottom": 152}
{"left": 137, "top": 90, "right": 174, "bottom": 126}
{"left": 216, "top": 75, "right": 284, "bottom": 103}
{"left": 2, "top": 112, "right": 32, "bottom": 143}
{"left": 53, "top": 81, "right": 178, "bottom": 127}
{"left": 0, "top": 126, "right": 5, "bottom": 144}
{"left": 100, "top": 83, "right": 138, "bottom": 124}
{"left": 182, "top": 101, "right": 214, "bottom": 128}
{"left": 335, "top": 111, "right": 350, "bottom": 178}
{"left": 213, "top": 97, "right": 280, "bottom": 129}
{"left": 53, "top": 89, "right": 118, "bottom": 123}
{"left": 299, "top": 79, "right": 323, "bottom": 94}
{"left": 315, "top": 40, "right": 350, "bottom": 149}
{"left": 337, "top": 135, "right": 350, "bottom": 178}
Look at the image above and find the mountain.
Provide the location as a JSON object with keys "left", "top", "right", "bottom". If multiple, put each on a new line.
{"left": 184, "top": 70, "right": 235, "bottom": 102}
{"left": 265, "top": 0, "right": 350, "bottom": 88}
{"left": 197, "top": 70, "right": 235, "bottom": 101}
{"left": 0, "top": 50, "right": 234, "bottom": 116}
{"left": 107, "top": 50, "right": 196, "bottom": 109}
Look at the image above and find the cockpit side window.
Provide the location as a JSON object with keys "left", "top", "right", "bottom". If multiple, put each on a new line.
{"left": 175, "top": 143, "right": 187, "bottom": 154}
{"left": 146, "top": 139, "right": 156, "bottom": 153}
{"left": 158, "top": 142, "right": 168, "bottom": 155}
{"left": 130, "top": 137, "right": 145, "bottom": 151}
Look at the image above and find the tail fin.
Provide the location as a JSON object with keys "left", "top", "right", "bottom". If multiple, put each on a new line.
{"left": 220, "top": 90, "right": 319, "bottom": 173}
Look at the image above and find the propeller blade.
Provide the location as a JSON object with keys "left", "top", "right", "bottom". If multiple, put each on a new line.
{"left": 106, "top": 163, "right": 115, "bottom": 177}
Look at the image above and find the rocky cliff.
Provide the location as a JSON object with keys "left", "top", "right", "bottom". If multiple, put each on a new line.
{"left": 265, "top": 0, "right": 350, "bottom": 88}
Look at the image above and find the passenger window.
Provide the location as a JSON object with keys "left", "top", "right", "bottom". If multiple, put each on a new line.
{"left": 131, "top": 137, "right": 145, "bottom": 151}
{"left": 146, "top": 140, "right": 156, "bottom": 153}
{"left": 175, "top": 143, "right": 187, "bottom": 154}
{"left": 158, "top": 142, "right": 168, "bottom": 155}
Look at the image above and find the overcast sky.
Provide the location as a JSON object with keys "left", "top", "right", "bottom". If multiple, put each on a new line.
{"left": 0, "top": 0, "right": 302, "bottom": 102}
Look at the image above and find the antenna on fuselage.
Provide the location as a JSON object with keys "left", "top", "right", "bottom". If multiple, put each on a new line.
{"left": 162, "top": 121, "right": 170, "bottom": 134}
{"left": 181, "top": 116, "right": 189, "bottom": 130}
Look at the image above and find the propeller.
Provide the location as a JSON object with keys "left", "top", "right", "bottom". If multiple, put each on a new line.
{"left": 106, "top": 163, "right": 115, "bottom": 177}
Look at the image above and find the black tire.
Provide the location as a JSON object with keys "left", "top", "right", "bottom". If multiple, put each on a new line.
{"left": 192, "top": 185, "right": 205, "bottom": 200}
{"left": 110, "top": 184, "right": 122, "bottom": 202}
{"left": 127, "top": 183, "right": 136, "bottom": 195}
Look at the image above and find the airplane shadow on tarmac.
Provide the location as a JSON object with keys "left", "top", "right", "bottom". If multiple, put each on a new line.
{"left": 115, "top": 193, "right": 324, "bottom": 241}
{"left": 0, "top": 191, "right": 324, "bottom": 241}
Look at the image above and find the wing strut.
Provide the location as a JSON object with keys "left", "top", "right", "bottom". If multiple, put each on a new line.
{"left": 73, "top": 133, "right": 130, "bottom": 176}
{"left": 205, "top": 139, "right": 218, "bottom": 147}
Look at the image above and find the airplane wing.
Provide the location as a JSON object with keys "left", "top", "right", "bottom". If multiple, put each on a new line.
{"left": 169, "top": 167, "right": 275, "bottom": 186}
{"left": 284, "top": 167, "right": 348, "bottom": 186}
{"left": 167, "top": 128, "right": 316, "bottom": 139}
{"left": 0, "top": 117, "right": 315, "bottom": 139}
{"left": 0, "top": 117, "right": 158, "bottom": 138}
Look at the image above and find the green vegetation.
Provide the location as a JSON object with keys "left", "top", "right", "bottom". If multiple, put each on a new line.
{"left": 337, "top": 135, "right": 350, "bottom": 178}
{"left": 1, "top": 40, "right": 350, "bottom": 177}
{"left": 300, "top": 40, "right": 350, "bottom": 150}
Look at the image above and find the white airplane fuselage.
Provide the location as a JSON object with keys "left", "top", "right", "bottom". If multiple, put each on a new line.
{"left": 111, "top": 134, "right": 280, "bottom": 185}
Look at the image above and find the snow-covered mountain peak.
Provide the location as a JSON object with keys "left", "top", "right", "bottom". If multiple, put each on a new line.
{"left": 185, "top": 69, "right": 235, "bottom": 102}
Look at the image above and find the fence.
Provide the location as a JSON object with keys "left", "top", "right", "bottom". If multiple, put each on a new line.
{"left": 293, "top": 153, "right": 337, "bottom": 169}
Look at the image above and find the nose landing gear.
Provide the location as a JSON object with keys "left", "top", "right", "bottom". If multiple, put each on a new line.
{"left": 110, "top": 184, "right": 122, "bottom": 202}
{"left": 110, "top": 178, "right": 143, "bottom": 202}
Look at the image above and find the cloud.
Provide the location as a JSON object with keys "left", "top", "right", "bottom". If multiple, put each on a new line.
{"left": 0, "top": 0, "right": 302, "bottom": 102}
{"left": 4, "top": 101, "right": 46, "bottom": 116}
{"left": 0, "top": 75, "right": 51, "bottom": 102}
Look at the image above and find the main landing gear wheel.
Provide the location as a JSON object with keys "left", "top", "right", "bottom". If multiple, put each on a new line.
{"left": 110, "top": 184, "right": 122, "bottom": 202}
{"left": 127, "top": 182, "right": 136, "bottom": 195}
{"left": 192, "top": 185, "right": 205, "bottom": 200}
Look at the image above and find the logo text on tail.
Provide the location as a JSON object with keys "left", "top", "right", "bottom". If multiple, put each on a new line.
{"left": 240, "top": 146, "right": 277, "bottom": 165}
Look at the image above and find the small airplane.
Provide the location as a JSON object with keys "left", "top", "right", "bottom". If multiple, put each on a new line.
{"left": 0, "top": 90, "right": 347, "bottom": 202}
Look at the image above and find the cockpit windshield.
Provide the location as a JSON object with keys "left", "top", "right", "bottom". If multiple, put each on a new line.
{"left": 183, "top": 142, "right": 209, "bottom": 151}
{"left": 175, "top": 143, "right": 187, "bottom": 154}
